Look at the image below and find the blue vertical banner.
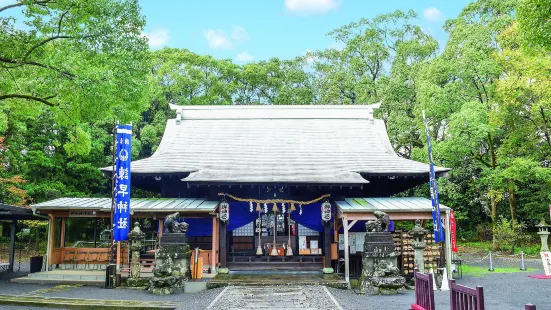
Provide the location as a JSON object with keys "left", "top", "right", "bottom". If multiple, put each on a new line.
{"left": 113, "top": 124, "right": 132, "bottom": 242}
{"left": 422, "top": 111, "right": 444, "bottom": 243}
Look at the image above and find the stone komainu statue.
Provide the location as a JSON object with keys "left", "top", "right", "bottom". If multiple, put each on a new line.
{"left": 365, "top": 211, "right": 391, "bottom": 232}
{"left": 164, "top": 212, "right": 189, "bottom": 234}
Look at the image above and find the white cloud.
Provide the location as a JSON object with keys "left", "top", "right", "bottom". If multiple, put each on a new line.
{"left": 203, "top": 25, "right": 249, "bottom": 50}
{"left": 203, "top": 29, "right": 233, "bottom": 49}
{"left": 423, "top": 7, "right": 443, "bottom": 22}
{"left": 231, "top": 26, "right": 250, "bottom": 43}
{"left": 143, "top": 27, "right": 170, "bottom": 48}
{"left": 235, "top": 52, "right": 254, "bottom": 62}
{"left": 284, "top": 0, "right": 340, "bottom": 16}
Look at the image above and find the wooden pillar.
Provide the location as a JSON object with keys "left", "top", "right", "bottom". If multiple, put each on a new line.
{"left": 116, "top": 241, "right": 121, "bottom": 270}
{"left": 219, "top": 220, "right": 227, "bottom": 268}
{"left": 46, "top": 215, "right": 54, "bottom": 270}
{"left": 8, "top": 220, "right": 17, "bottom": 272}
{"left": 211, "top": 216, "right": 217, "bottom": 270}
{"left": 215, "top": 218, "right": 219, "bottom": 266}
{"left": 60, "top": 217, "right": 66, "bottom": 248}
{"left": 343, "top": 217, "right": 350, "bottom": 289}
{"left": 324, "top": 221, "right": 331, "bottom": 269}
{"left": 158, "top": 219, "right": 164, "bottom": 238}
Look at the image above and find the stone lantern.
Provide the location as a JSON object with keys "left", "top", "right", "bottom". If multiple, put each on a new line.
{"left": 536, "top": 219, "right": 550, "bottom": 252}
{"left": 409, "top": 219, "right": 428, "bottom": 273}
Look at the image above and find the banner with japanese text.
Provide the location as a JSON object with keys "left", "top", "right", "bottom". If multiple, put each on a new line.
{"left": 450, "top": 210, "right": 458, "bottom": 252}
{"left": 423, "top": 111, "right": 444, "bottom": 243}
{"left": 113, "top": 124, "right": 132, "bottom": 242}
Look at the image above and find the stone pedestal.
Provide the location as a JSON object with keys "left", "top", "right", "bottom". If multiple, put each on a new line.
{"left": 127, "top": 222, "right": 146, "bottom": 287}
{"left": 148, "top": 233, "right": 190, "bottom": 295}
{"left": 360, "top": 232, "right": 406, "bottom": 295}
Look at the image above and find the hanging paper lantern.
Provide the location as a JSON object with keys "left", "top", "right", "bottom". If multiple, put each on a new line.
{"left": 219, "top": 200, "right": 230, "bottom": 222}
{"left": 272, "top": 202, "right": 279, "bottom": 213}
{"left": 256, "top": 202, "right": 261, "bottom": 212}
{"left": 321, "top": 200, "right": 331, "bottom": 222}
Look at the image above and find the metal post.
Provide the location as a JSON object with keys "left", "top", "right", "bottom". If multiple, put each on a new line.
{"left": 445, "top": 210, "right": 453, "bottom": 280}
{"left": 520, "top": 251, "right": 526, "bottom": 271}
{"left": 8, "top": 220, "right": 16, "bottom": 272}
{"left": 488, "top": 251, "right": 494, "bottom": 271}
{"left": 194, "top": 248, "right": 199, "bottom": 279}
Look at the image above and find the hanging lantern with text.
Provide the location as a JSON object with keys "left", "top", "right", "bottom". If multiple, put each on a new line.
{"left": 219, "top": 200, "right": 230, "bottom": 222}
{"left": 321, "top": 200, "right": 331, "bottom": 222}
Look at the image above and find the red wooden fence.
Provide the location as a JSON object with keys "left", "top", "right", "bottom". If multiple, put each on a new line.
{"left": 411, "top": 269, "right": 435, "bottom": 310}
{"left": 449, "top": 279, "right": 484, "bottom": 310}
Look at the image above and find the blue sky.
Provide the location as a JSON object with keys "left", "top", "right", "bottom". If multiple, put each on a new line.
{"left": 140, "top": 0, "right": 472, "bottom": 63}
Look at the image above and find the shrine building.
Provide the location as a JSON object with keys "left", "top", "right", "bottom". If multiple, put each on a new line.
{"left": 31, "top": 104, "right": 453, "bottom": 288}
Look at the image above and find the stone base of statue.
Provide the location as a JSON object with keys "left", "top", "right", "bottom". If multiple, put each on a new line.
{"left": 360, "top": 232, "right": 406, "bottom": 295}
{"left": 148, "top": 233, "right": 190, "bottom": 295}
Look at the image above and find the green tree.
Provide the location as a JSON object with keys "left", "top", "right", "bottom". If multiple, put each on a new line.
{"left": 0, "top": 0, "right": 150, "bottom": 156}
{"left": 517, "top": 0, "right": 551, "bottom": 50}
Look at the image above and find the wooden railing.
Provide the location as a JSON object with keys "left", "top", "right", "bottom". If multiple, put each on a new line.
{"left": 411, "top": 269, "right": 435, "bottom": 310}
{"left": 411, "top": 276, "right": 536, "bottom": 310}
{"left": 449, "top": 280, "right": 484, "bottom": 310}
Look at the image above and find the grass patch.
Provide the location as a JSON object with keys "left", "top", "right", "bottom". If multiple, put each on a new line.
{"left": 458, "top": 241, "right": 541, "bottom": 256}
{"left": 462, "top": 265, "right": 536, "bottom": 277}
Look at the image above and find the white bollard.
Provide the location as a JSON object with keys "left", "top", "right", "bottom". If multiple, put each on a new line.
{"left": 429, "top": 267, "right": 437, "bottom": 291}
{"left": 440, "top": 268, "right": 450, "bottom": 291}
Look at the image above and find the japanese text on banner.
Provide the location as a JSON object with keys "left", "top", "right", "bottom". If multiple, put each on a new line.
{"left": 113, "top": 124, "right": 132, "bottom": 242}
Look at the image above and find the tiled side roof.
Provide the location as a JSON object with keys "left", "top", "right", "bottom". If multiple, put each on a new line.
{"left": 32, "top": 198, "right": 218, "bottom": 213}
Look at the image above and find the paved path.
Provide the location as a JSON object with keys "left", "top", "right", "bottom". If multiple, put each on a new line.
{"left": 206, "top": 285, "right": 343, "bottom": 310}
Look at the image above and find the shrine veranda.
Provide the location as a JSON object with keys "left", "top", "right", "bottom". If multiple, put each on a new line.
{"left": 31, "top": 105, "right": 453, "bottom": 288}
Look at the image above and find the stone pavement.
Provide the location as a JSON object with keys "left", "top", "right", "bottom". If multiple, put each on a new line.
{"left": 205, "top": 285, "right": 343, "bottom": 310}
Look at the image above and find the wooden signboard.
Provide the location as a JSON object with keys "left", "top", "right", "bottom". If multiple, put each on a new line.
{"left": 541, "top": 251, "right": 551, "bottom": 276}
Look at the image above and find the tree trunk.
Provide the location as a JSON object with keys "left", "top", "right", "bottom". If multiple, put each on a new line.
{"left": 507, "top": 179, "right": 516, "bottom": 222}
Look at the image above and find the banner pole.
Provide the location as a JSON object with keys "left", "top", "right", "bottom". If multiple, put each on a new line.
{"left": 110, "top": 118, "right": 116, "bottom": 265}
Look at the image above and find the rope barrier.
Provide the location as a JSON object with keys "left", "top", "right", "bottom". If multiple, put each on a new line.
{"left": 217, "top": 193, "right": 330, "bottom": 205}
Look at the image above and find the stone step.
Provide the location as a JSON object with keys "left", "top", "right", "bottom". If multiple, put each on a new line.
{"left": 28, "top": 273, "right": 104, "bottom": 281}
{"left": 11, "top": 277, "right": 105, "bottom": 286}
{"left": 0, "top": 294, "right": 176, "bottom": 309}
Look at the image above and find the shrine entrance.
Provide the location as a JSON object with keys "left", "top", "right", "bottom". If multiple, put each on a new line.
{"left": 222, "top": 196, "right": 332, "bottom": 272}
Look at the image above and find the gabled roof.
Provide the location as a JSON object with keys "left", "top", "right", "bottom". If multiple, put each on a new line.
{"left": 102, "top": 105, "right": 449, "bottom": 184}
{"left": 32, "top": 198, "right": 218, "bottom": 213}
